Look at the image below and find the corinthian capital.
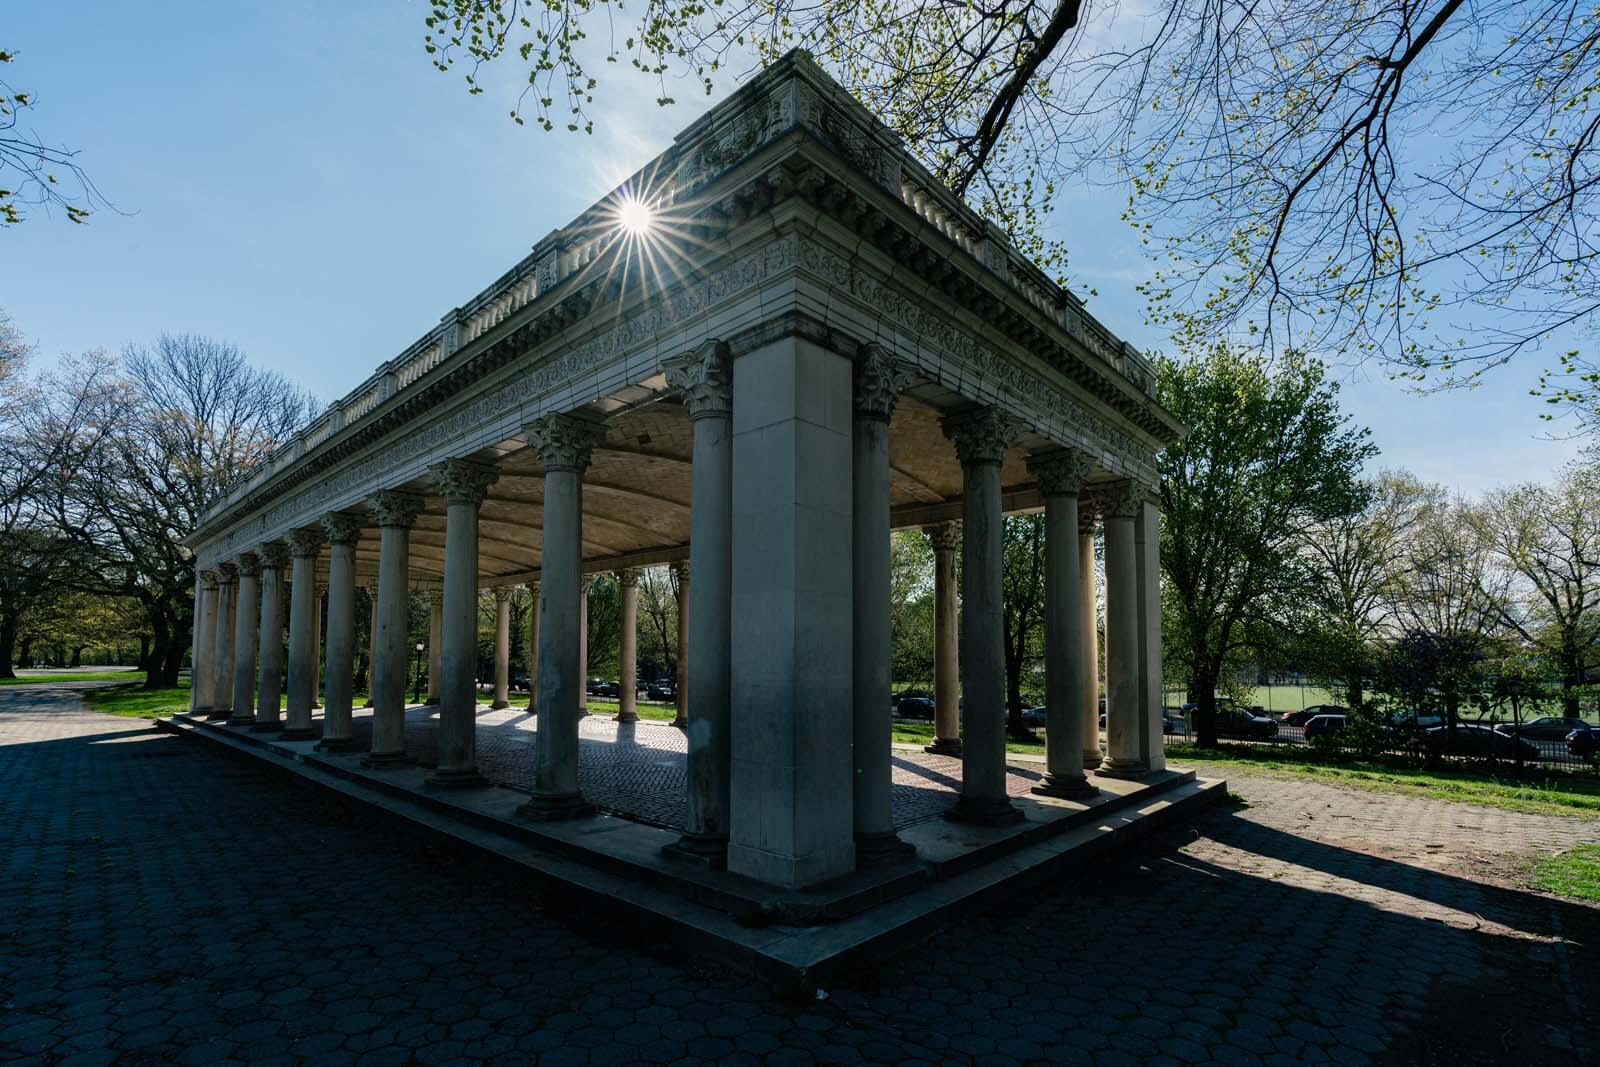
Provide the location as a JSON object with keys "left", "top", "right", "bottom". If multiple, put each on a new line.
{"left": 286, "top": 527, "right": 326, "bottom": 559}
{"left": 923, "top": 521, "right": 960, "bottom": 553}
{"left": 523, "top": 413, "right": 602, "bottom": 473}
{"left": 368, "top": 490, "right": 424, "bottom": 529}
{"left": 199, "top": 569, "right": 219, "bottom": 590}
{"left": 430, "top": 457, "right": 500, "bottom": 506}
{"left": 1027, "top": 448, "right": 1095, "bottom": 497}
{"left": 321, "top": 510, "right": 367, "bottom": 547}
{"left": 236, "top": 552, "right": 261, "bottom": 579}
{"left": 259, "top": 540, "right": 291, "bottom": 570}
{"left": 216, "top": 561, "right": 238, "bottom": 585}
{"left": 942, "top": 407, "right": 1018, "bottom": 468}
{"left": 1099, "top": 480, "right": 1144, "bottom": 520}
{"left": 854, "top": 343, "right": 906, "bottom": 421}
{"left": 664, "top": 339, "right": 732, "bottom": 419}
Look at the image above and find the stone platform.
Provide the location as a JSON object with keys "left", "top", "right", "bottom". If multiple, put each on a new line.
{"left": 160, "top": 706, "right": 1224, "bottom": 990}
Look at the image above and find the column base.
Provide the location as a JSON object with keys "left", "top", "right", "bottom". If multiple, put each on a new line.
{"left": 361, "top": 699, "right": 374, "bottom": 708}
{"left": 662, "top": 833, "right": 728, "bottom": 870}
{"left": 1097, "top": 757, "right": 1152, "bottom": 780}
{"left": 278, "top": 727, "right": 316, "bottom": 741}
{"left": 205, "top": 709, "right": 233, "bottom": 722}
{"left": 426, "top": 767, "right": 489, "bottom": 789}
{"left": 943, "top": 795, "right": 1024, "bottom": 827}
{"left": 490, "top": 699, "right": 510, "bottom": 710}
{"left": 361, "top": 750, "right": 416, "bottom": 770}
{"left": 226, "top": 713, "right": 255, "bottom": 727}
{"left": 248, "top": 721, "right": 284, "bottom": 734}
{"left": 314, "top": 736, "right": 357, "bottom": 752}
{"left": 670, "top": 717, "right": 688, "bottom": 729}
{"left": 1081, "top": 749, "right": 1103, "bottom": 771}
{"left": 614, "top": 711, "right": 639, "bottom": 724}
{"left": 193, "top": 706, "right": 215, "bottom": 718}
{"left": 925, "top": 737, "right": 964, "bottom": 757}
{"left": 854, "top": 830, "right": 916, "bottom": 868}
{"left": 1032, "top": 774, "right": 1100, "bottom": 801}
{"left": 517, "top": 792, "right": 595, "bottom": 821}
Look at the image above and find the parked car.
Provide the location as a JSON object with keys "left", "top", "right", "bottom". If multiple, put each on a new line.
{"left": 1495, "top": 716, "right": 1598, "bottom": 740}
{"left": 1391, "top": 709, "right": 1445, "bottom": 731}
{"left": 1162, "top": 712, "right": 1187, "bottom": 735}
{"left": 893, "top": 689, "right": 931, "bottom": 707}
{"left": 1423, "top": 724, "right": 1539, "bottom": 760}
{"left": 1567, "top": 725, "right": 1598, "bottom": 760}
{"left": 1020, "top": 706, "right": 1048, "bottom": 728}
{"left": 586, "top": 679, "right": 604, "bottom": 696}
{"left": 1302, "top": 713, "right": 1347, "bottom": 740}
{"left": 896, "top": 696, "right": 936, "bottom": 721}
{"left": 1280, "top": 704, "right": 1347, "bottom": 728}
{"left": 1179, "top": 699, "right": 1278, "bottom": 739}
{"left": 646, "top": 682, "right": 676, "bottom": 701}
{"left": 511, "top": 670, "right": 531, "bottom": 692}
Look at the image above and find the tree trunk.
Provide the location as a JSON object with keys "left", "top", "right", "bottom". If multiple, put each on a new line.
{"left": 0, "top": 612, "right": 18, "bottom": 679}
{"left": 71, "top": 646, "right": 85, "bottom": 668}
{"left": 145, "top": 612, "right": 172, "bottom": 690}
{"left": 1191, "top": 659, "right": 1221, "bottom": 748}
{"left": 1003, "top": 628, "right": 1031, "bottom": 738}
{"left": 17, "top": 634, "right": 33, "bottom": 671}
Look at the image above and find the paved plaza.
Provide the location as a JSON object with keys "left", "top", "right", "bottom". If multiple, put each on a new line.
{"left": 3, "top": 684, "right": 1599, "bottom": 1066}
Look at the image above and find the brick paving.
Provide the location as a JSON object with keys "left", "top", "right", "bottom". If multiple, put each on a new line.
{"left": 3, "top": 684, "right": 1600, "bottom": 1066}
{"left": 336, "top": 705, "right": 1039, "bottom": 830}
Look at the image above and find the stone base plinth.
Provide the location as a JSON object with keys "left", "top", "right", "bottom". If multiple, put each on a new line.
{"left": 854, "top": 831, "right": 916, "bottom": 868}
{"left": 662, "top": 833, "right": 728, "bottom": 870}
{"left": 925, "top": 738, "right": 963, "bottom": 757}
{"left": 943, "top": 796, "right": 1025, "bottom": 827}
{"left": 426, "top": 767, "right": 489, "bottom": 790}
{"left": 1032, "top": 775, "right": 1100, "bottom": 801}
{"left": 518, "top": 792, "right": 595, "bottom": 821}
{"left": 1097, "top": 758, "right": 1152, "bottom": 780}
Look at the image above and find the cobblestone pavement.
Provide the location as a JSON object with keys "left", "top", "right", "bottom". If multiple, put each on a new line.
{"left": 336, "top": 706, "right": 1039, "bottom": 830}
{"left": 4, "top": 686, "right": 1599, "bottom": 1067}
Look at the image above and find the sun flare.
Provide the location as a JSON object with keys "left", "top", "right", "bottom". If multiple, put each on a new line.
{"left": 617, "top": 196, "right": 655, "bottom": 236}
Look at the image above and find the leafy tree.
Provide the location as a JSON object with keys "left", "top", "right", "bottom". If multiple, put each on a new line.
{"left": 1478, "top": 460, "right": 1600, "bottom": 717}
{"left": 889, "top": 530, "right": 935, "bottom": 690}
{"left": 1000, "top": 513, "right": 1046, "bottom": 738}
{"left": 1158, "top": 345, "right": 1376, "bottom": 746}
{"left": 635, "top": 566, "right": 680, "bottom": 683}
{"left": 1, "top": 48, "right": 106, "bottom": 225}
{"left": 423, "top": 3, "right": 1600, "bottom": 419}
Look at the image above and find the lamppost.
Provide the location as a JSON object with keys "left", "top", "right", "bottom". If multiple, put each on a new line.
{"left": 411, "top": 641, "right": 425, "bottom": 705}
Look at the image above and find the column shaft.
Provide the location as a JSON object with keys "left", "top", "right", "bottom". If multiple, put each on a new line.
{"left": 208, "top": 572, "right": 238, "bottom": 720}
{"left": 229, "top": 557, "right": 261, "bottom": 724}
{"left": 253, "top": 545, "right": 288, "bottom": 732}
{"left": 365, "top": 492, "right": 421, "bottom": 766}
{"left": 1030, "top": 452, "right": 1097, "bottom": 799}
{"left": 926, "top": 524, "right": 962, "bottom": 756}
{"left": 192, "top": 577, "right": 218, "bottom": 713}
{"left": 1079, "top": 516, "right": 1103, "bottom": 769}
{"left": 491, "top": 589, "right": 511, "bottom": 710}
{"left": 944, "top": 409, "right": 1021, "bottom": 826}
{"left": 363, "top": 589, "right": 378, "bottom": 707}
{"left": 1137, "top": 497, "right": 1167, "bottom": 773}
{"left": 318, "top": 515, "right": 362, "bottom": 751}
{"left": 429, "top": 459, "right": 497, "bottom": 788}
{"left": 616, "top": 572, "right": 639, "bottom": 723}
{"left": 1100, "top": 486, "right": 1147, "bottom": 777}
{"left": 281, "top": 532, "right": 324, "bottom": 741}
{"left": 310, "top": 586, "right": 323, "bottom": 709}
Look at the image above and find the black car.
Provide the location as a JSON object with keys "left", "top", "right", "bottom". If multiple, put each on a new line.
{"left": 1213, "top": 703, "right": 1280, "bottom": 740}
{"left": 1566, "top": 724, "right": 1598, "bottom": 760}
{"left": 1302, "top": 713, "right": 1346, "bottom": 740}
{"left": 647, "top": 682, "right": 676, "bottom": 701}
{"left": 1423, "top": 724, "right": 1539, "bottom": 761}
{"left": 1280, "top": 704, "right": 1347, "bottom": 728}
{"left": 1020, "top": 706, "right": 1048, "bottom": 727}
{"left": 1496, "top": 716, "right": 1598, "bottom": 740}
{"left": 896, "top": 696, "right": 935, "bottom": 721}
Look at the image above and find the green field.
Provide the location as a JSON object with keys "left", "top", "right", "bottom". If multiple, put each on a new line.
{"left": 1531, "top": 844, "right": 1600, "bottom": 902}
{"left": 1161, "top": 687, "right": 1339, "bottom": 713}
{"left": 1, "top": 670, "right": 145, "bottom": 686}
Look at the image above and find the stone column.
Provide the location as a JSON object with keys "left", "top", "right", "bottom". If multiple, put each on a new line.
{"left": 491, "top": 586, "right": 512, "bottom": 710}
{"left": 1100, "top": 483, "right": 1147, "bottom": 778}
{"left": 281, "top": 528, "right": 326, "bottom": 741}
{"left": 188, "top": 573, "right": 205, "bottom": 714}
{"left": 1136, "top": 493, "right": 1167, "bottom": 774}
{"left": 522, "top": 412, "right": 601, "bottom": 819}
{"left": 671, "top": 561, "right": 688, "bottom": 728}
{"left": 207, "top": 564, "right": 238, "bottom": 721}
{"left": 252, "top": 541, "right": 290, "bottom": 732}
{"left": 924, "top": 522, "right": 962, "bottom": 756}
{"left": 426, "top": 594, "right": 443, "bottom": 705}
{"left": 310, "top": 584, "right": 324, "bottom": 709}
{"left": 942, "top": 408, "right": 1022, "bottom": 826}
{"left": 192, "top": 572, "right": 219, "bottom": 715}
{"left": 229, "top": 554, "right": 262, "bottom": 725}
{"left": 526, "top": 581, "right": 539, "bottom": 698}
{"left": 1079, "top": 503, "right": 1103, "bottom": 770}
{"left": 317, "top": 512, "right": 364, "bottom": 751}
{"left": 663, "top": 341, "right": 733, "bottom": 866}
{"left": 615, "top": 569, "right": 641, "bottom": 722}
{"left": 363, "top": 587, "right": 377, "bottom": 707}
{"left": 578, "top": 575, "right": 594, "bottom": 715}
{"left": 428, "top": 457, "right": 499, "bottom": 788}
{"left": 363, "top": 491, "right": 423, "bottom": 766}
{"left": 1029, "top": 450, "right": 1098, "bottom": 800}
{"left": 852, "top": 346, "right": 913, "bottom": 864}
{"left": 726, "top": 335, "right": 857, "bottom": 888}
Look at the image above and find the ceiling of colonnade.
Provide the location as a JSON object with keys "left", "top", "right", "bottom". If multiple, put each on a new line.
{"left": 334, "top": 384, "right": 1052, "bottom": 586}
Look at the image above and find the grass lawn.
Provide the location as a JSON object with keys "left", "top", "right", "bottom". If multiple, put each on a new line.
{"left": 1, "top": 670, "right": 146, "bottom": 686}
{"left": 85, "top": 680, "right": 192, "bottom": 718}
{"left": 1164, "top": 742, "right": 1600, "bottom": 820}
{"left": 891, "top": 721, "right": 1047, "bottom": 756}
{"left": 1531, "top": 845, "right": 1600, "bottom": 902}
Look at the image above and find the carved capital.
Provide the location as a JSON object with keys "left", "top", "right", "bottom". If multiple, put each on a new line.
{"left": 259, "top": 540, "right": 291, "bottom": 570}
{"left": 199, "top": 569, "right": 219, "bottom": 591}
{"left": 1099, "top": 480, "right": 1143, "bottom": 520}
{"left": 580, "top": 574, "right": 598, "bottom": 595}
{"left": 942, "top": 407, "right": 1017, "bottom": 468}
{"left": 368, "top": 490, "right": 424, "bottom": 529}
{"left": 1077, "top": 502, "right": 1100, "bottom": 537}
{"left": 236, "top": 552, "right": 262, "bottom": 579}
{"left": 286, "top": 527, "right": 326, "bottom": 559}
{"left": 854, "top": 343, "right": 906, "bottom": 421}
{"left": 664, "top": 339, "right": 732, "bottom": 419}
{"left": 216, "top": 561, "right": 238, "bottom": 585}
{"left": 321, "top": 510, "right": 366, "bottom": 547}
{"left": 1027, "top": 448, "right": 1095, "bottom": 497}
{"left": 924, "top": 521, "right": 960, "bottom": 553}
{"left": 617, "top": 567, "right": 641, "bottom": 589}
{"left": 492, "top": 585, "right": 512, "bottom": 605}
{"left": 430, "top": 457, "right": 500, "bottom": 507}
{"left": 671, "top": 559, "right": 689, "bottom": 584}
{"left": 523, "top": 413, "right": 602, "bottom": 473}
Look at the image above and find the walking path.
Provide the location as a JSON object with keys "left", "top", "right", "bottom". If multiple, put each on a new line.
{"left": 2, "top": 684, "right": 1597, "bottom": 1066}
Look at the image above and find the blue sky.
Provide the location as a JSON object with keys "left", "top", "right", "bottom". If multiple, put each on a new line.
{"left": 3, "top": 1, "right": 1585, "bottom": 493}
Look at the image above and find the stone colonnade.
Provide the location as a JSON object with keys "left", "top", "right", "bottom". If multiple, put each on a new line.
{"left": 190, "top": 338, "right": 1164, "bottom": 889}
